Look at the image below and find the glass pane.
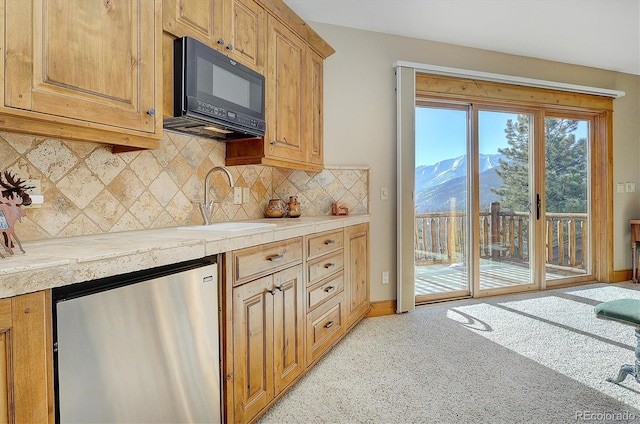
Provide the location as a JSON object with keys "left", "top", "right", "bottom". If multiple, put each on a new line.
{"left": 478, "top": 111, "right": 533, "bottom": 291}
{"left": 544, "top": 118, "right": 589, "bottom": 284}
{"left": 414, "top": 106, "right": 469, "bottom": 300}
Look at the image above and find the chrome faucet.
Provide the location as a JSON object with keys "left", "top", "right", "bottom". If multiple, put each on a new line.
{"left": 198, "top": 166, "right": 235, "bottom": 225}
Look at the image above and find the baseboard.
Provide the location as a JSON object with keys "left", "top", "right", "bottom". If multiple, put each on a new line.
{"left": 365, "top": 300, "right": 396, "bottom": 318}
{"left": 611, "top": 269, "right": 633, "bottom": 283}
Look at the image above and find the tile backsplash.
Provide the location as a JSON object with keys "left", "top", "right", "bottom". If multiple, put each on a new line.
{"left": 0, "top": 131, "right": 368, "bottom": 242}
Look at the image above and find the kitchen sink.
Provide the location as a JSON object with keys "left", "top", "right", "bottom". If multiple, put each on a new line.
{"left": 177, "top": 222, "right": 277, "bottom": 232}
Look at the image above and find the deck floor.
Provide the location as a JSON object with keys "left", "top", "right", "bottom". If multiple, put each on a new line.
{"left": 415, "top": 261, "right": 579, "bottom": 296}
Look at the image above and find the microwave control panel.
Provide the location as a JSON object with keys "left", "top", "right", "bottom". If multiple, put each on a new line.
{"left": 195, "top": 100, "right": 265, "bottom": 132}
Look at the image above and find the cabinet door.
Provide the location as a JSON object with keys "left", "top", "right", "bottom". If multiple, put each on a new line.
{"left": 5, "top": 0, "right": 158, "bottom": 134}
{"left": 224, "top": 0, "right": 266, "bottom": 71}
{"left": 163, "top": 0, "right": 222, "bottom": 45}
{"left": 344, "top": 224, "right": 370, "bottom": 329}
{"left": 272, "top": 265, "right": 304, "bottom": 393}
{"left": 306, "top": 48, "right": 324, "bottom": 166}
{"left": 0, "top": 291, "right": 53, "bottom": 424}
{"left": 232, "top": 275, "right": 274, "bottom": 423}
{"left": 0, "top": 299, "right": 10, "bottom": 423}
{"left": 265, "top": 15, "right": 306, "bottom": 163}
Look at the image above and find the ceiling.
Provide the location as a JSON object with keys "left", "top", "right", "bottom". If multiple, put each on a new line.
{"left": 283, "top": 0, "right": 640, "bottom": 76}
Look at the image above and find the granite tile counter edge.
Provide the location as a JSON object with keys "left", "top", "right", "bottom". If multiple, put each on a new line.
{"left": 0, "top": 215, "right": 370, "bottom": 299}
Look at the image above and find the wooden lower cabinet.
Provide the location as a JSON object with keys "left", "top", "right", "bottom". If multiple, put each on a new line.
{"left": 344, "top": 223, "right": 370, "bottom": 329}
{"left": 225, "top": 224, "right": 369, "bottom": 423}
{"left": 0, "top": 290, "right": 54, "bottom": 424}
{"left": 226, "top": 243, "right": 305, "bottom": 424}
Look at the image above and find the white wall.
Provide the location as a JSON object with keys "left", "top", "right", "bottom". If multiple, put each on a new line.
{"left": 312, "top": 22, "right": 640, "bottom": 302}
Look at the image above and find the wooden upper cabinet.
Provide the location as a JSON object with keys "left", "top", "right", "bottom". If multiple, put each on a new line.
{"left": 224, "top": 0, "right": 266, "bottom": 71}
{"left": 307, "top": 48, "right": 324, "bottom": 166}
{"left": 265, "top": 15, "right": 307, "bottom": 164}
{"left": 2, "top": 0, "right": 162, "bottom": 149}
{"left": 225, "top": 3, "right": 334, "bottom": 172}
{"left": 163, "top": 0, "right": 222, "bottom": 46}
{"left": 163, "top": 0, "right": 265, "bottom": 72}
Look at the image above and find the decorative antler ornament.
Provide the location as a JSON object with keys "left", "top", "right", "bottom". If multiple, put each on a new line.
{"left": 0, "top": 171, "right": 31, "bottom": 258}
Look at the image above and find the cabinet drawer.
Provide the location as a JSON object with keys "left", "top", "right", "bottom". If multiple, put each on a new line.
{"left": 307, "top": 251, "right": 343, "bottom": 286}
{"left": 306, "top": 230, "right": 343, "bottom": 259}
{"left": 233, "top": 238, "right": 303, "bottom": 285}
{"left": 306, "top": 294, "right": 344, "bottom": 365}
{"left": 307, "top": 272, "right": 343, "bottom": 312}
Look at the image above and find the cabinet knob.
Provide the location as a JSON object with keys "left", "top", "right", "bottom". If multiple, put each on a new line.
{"left": 270, "top": 141, "right": 277, "bottom": 146}
{"left": 147, "top": 108, "right": 155, "bottom": 117}
{"left": 267, "top": 288, "right": 276, "bottom": 295}
{"left": 276, "top": 284, "right": 284, "bottom": 291}
{"left": 217, "top": 38, "right": 225, "bottom": 45}
{"left": 226, "top": 44, "right": 234, "bottom": 51}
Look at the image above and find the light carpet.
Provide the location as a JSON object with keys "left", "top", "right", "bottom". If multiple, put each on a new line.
{"left": 257, "top": 282, "right": 640, "bottom": 423}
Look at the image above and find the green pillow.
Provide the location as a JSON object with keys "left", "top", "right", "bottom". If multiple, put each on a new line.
{"left": 595, "top": 299, "right": 640, "bottom": 325}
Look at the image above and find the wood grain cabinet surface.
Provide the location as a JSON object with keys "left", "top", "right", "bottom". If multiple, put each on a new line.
{"left": 224, "top": 0, "right": 334, "bottom": 172}
{"left": 163, "top": 0, "right": 265, "bottom": 72}
{"left": 0, "top": 291, "right": 54, "bottom": 424}
{"left": 224, "top": 225, "right": 370, "bottom": 423}
{"left": 344, "top": 223, "right": 371, "bottom": 329}
{"left": 2, "top": 0, "right": 162, "bottom": 149}
{"left": 225, "top": 239, "right": 305, "bottom": 424}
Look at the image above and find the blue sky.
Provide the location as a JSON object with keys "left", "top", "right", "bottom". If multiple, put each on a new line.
{"left": 415, "top": 108, "right": 588, "bottom": 168}
{"left": 415, "top": 108, "right": 519, "bottom": 167}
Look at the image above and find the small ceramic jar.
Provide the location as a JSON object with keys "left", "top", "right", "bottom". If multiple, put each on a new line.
{"left": 265, "top": 198, "right": 286, "bottom": 218}
{"left": 288, "top": 196, "right": 301, "bottom": 218}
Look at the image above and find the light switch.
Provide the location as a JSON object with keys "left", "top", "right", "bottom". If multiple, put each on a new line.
{"left": 380, "top": 186, "right": 389, "bottom": 201}
{"left": 617, "top": 183, "right": 625, "bottom": 193}
{"left": 626, "top": 182, "right": 636, "bottom": 193}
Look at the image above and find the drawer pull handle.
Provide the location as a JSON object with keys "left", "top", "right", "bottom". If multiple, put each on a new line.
{"left": 324, "top": 321, "right": 334, "bottom": 329}
{"left": 267, "top": 254, "right": 284, "bottom": 262}
{"left": 324, "top": 239, "right": 335, "bottom": 246}
{"left": 324, "top": 286, "right": 335, "bottom": 293}
{"left": 324, "top": 263, "right": 336, "bottom": 269}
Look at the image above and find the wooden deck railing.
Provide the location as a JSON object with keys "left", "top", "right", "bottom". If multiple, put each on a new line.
{"left": 414, "top": 202, "right": 587, "bottom": 271}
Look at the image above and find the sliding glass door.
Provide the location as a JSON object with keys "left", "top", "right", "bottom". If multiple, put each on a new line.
{"left": 543, "top": 114, "right": 591, "bottom": 286}
{"left": 477, "top": 110, "right": 536, "bottom": 293}
{"left": 413, "top": 104, "right": 594, "bottom": 304}
{"left": 414, "top": 104, "right": 470, "bottom": 303}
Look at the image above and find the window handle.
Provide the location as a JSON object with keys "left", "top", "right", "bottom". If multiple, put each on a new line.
{"left": 536, "top": 194, "right": 541, "bottom": 220}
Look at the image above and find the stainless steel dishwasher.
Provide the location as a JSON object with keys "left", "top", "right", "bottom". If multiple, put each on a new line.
{"left": 52, "top": 256, "right": 222, "bottom": 423}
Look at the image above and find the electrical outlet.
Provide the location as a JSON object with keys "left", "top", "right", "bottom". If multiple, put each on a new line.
{"left": 242, "top": 187, "right": 250, "bottom": 203}
{"left": 382, "top": 271, "right": 389, "bottom": 284}
{"left": 233, "top": 187, "right": 242, "bottom": 204}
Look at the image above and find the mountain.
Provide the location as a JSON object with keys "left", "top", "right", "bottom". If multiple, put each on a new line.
{"left": 415, "top": 154, "right": 504, "bottom": 190}
{"left": 415, "top": 154, "right": 505, "bottom": 213}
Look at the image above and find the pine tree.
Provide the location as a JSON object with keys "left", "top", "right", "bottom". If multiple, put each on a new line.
{"left": 492, "top": 115, "right": 531, "bottom": 211}
{"left": 492, "top": 115, "right": 587, "bottom": 214}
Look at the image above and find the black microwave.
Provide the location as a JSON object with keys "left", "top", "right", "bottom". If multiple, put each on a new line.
{"left": 163, "top": 36, "right": 266, "bottom": 140}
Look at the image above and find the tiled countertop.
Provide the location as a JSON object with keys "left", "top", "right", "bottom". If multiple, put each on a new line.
{"left": 0, "top": 215, "right": 370, "bottom": 299}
